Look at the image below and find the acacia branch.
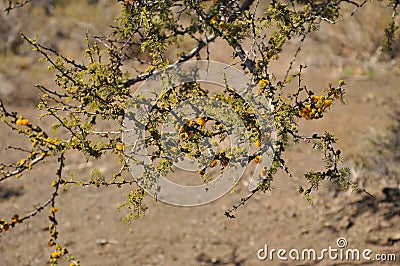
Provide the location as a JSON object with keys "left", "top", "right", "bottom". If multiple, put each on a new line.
{"left": 4, "top": 0, "right": 33, "bottom": 14}
{"left": 18, "top": 153, "right": 64, "bottom": 224}
{"left": 123, "top": 34, "right": 217, "bottom": 87}
{"left": 124, "top": 0, "right": 257, "bottom": 87}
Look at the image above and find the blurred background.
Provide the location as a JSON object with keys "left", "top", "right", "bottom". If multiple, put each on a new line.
{"left": 0, "top": 1, "right": 399, "bottom": 265}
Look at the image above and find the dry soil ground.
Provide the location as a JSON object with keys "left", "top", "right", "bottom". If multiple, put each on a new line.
{"left": 0, "top": 1, "right": 399, "bottom": 265}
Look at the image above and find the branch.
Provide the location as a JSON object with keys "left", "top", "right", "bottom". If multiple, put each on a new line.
{"left": 224, "top": 188, "right": 259, "bottom": 218}
{"left": 4, "top": 0, "right": 33, "bottom": 14}
{"left": 18, "top": 153, "right": 64, "bottom": 224}
{"left": 123, "top": 34, "right": 217, "bottom": 87}
{"left": 124, "top": 0, "right": 257, "bottom": 87}
{"left": 227, "top": 0, "right": 257, "bottom": 73}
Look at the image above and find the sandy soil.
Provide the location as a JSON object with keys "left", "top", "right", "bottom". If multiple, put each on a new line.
{"left": 0, "top": 1, "right": 399, "bottom": 265}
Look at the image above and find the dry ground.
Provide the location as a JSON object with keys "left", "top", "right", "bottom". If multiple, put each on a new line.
{"left": 0, "top": 1, "right": 399, "bottom": 265}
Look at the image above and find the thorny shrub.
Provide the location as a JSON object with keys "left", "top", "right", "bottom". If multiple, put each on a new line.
{"left": 0, "top": 0, "right": 399, "bottom": 265}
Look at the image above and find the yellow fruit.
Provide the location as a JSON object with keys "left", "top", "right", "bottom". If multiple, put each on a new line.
{"left": 50, "top": 229, "right": 57, "bottom": 237}
{"left": 255, "top": 140, "right": 262, "bottom": 148}
{"left": 311, "top": 95, "right": 320, "bottom": 102}
{"left": 61, "top": 247, "right": 68, "bottom": 255}
{"left": 48, "top": 239, "right": 55, "bottom": 247}
{"left": 16, "top": 116, "right": 29, "bottom": 126}
{"left": 116, "top": 144, "right": 124, "bottom": 151}
{"left": 220, "top": 159, "right": 229, "bottom": 167}
{"left": 210, "top": 16, "right": 219, "bottom": 24}
{"left": 180, "top": 132, "right": 188, "bottom": 139}
{"left": 11, "top": 214, "right": 19, "bottom": 224}
{"left": 197, "top": 117, "right": 206, "bottom": 126}
{"left": 1, "top": 222, "right": 10, "bottom": 231}
{"left": 51, "top": 251, "right": 61, "bottom": 259}
{"left": 258, "top": 79, "right": 269, "bottom": 88}
{"left": 324, "top": 99, "right": 332, "bottom": 107}
{"left": 209, "top": 159, "right": 217, "bottom": 168}
{"left": 299, "top": 106, "right": 311, "bottom": 120}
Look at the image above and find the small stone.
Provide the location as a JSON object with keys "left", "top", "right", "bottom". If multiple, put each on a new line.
{"left": 301, "top": 228, "right": 309, "bottom": 235}
{"left": 338, "top": 218, "right": 353, "bottom": 229}
{"left": 95, "top": 239, "right": 118, "bottom": 245}
{"left": 379, "top": 220, "right": 393, "bottom": 228}
{"left": 389, "top": 233, "right": 400, "bottom": 241}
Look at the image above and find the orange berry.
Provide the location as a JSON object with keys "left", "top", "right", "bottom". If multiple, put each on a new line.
{"left": 16, "top": 116, "right": 29, "bottom": 126}
{"left": 258, "top": 79, "right": 269, "bottom": 88}
{"left": 254, "top": 155, "right": 262, "bottom": 164}
{"left": 51, "top": 251, "right": 61, "bottom": 259}
{"left": 299, "top": 105, "right": 312, "bottom": 120}
{"left": 116, "top": 143, "right": 124, "bottom": 151}
{"left": 11, "top": 214, "right": 19, "bottom": 224}
{"left": 209, "top": 159, "right": 217, "bottom": 168}
{"left": 210, "top": 16, "right": 219, "bottom": 24}
{"left": 323, "top": 99, "right": 332, "bottom": 107}
{"left": 48, "top": 239, "right": 55, "bottom": 247}
{"left": 197, "top": 117, "right": 206, "bottom": 126}
{"left": 2, "top": 222, "right": 10, "bottom": 231}
{"left": 255, "top": 140, "right": 262, "bottom": 148}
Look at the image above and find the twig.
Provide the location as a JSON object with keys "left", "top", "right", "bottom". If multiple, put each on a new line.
{"left": 4, "top": 0, "right": 33, "bottom": 14}
{"left": 123, "top": 34, "right": 216, "bottom": 87}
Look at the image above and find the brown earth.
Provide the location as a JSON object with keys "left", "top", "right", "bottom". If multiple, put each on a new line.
{"left": 0, "top": 1, "right": 399, "bottom": 265}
